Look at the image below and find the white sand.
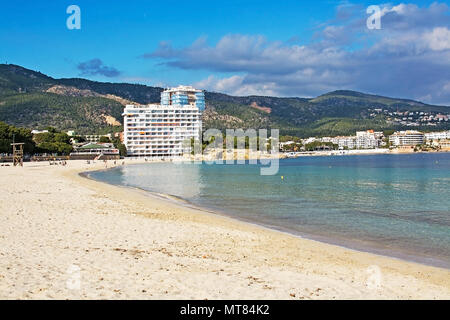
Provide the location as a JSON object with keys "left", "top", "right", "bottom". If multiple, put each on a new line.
{"left": 0, "top": 160, "right": 449, "bottom": 299}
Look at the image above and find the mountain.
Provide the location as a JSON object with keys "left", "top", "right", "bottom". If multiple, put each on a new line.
{"left": 0, "top": 64, "right": 448, "bottom": 136}
{"left": 203, "top": 90, "right": 449, "bottom": 136}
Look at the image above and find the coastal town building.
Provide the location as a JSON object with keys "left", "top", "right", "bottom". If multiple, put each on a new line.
{"left": 123, "top": 86, "right": 204, "bottom": 157}
{"left": 31, "top": 129, "right": 49, "bottom": 135}
{"left": 279, "top": 129, "right": 450, "bottom": 153}
{"left": 279, "top": 141, "right": 295, "bottom": 149}
{"left": 424, "top": 130, "right": 450, "bottom": 141}
{"left": 160, "top": 85, "right": 205, "bottom": 111}
{"left": 423, "top": 131, "right": 450, "bottom": 150}
{"left": 355, "top": 130, "right": 382, "bottom": 149}
{"left": 440, "top": 140, "right": 450, "bottom": 150}
{"left": 330, "top": 136, "right": 356, "bottom": 149}
{"left": 83, "top": 134, "right": 113, "bottom": 143}
{"left": 389, "top": 130, "right": 424, "bottom": 146}
{"left": 69, "top": 142, "right": 120, "bottom": 160}
{"left": 279, "top": 130, "right": 385, "bottom": 152}
{"left": 327, "top": 130, "right": 383, "bottom": 150}
{"left": 371, "top": 108, "right": 450, "bottom": 127}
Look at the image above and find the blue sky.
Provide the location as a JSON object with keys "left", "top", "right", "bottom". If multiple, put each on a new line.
{"left": 1, "top": 0, "right": 449, "bottom": 104}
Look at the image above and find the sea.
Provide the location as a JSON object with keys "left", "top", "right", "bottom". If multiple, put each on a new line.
{"left": 88, "top": 153, "right": 450, "bottom": 268}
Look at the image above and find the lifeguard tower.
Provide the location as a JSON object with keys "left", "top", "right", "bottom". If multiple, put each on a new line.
{"left": 11, "top": 142, "right": 24, "bottom": 167}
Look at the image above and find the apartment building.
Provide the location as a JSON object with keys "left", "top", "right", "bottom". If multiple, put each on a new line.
{"left": 389, "top": 130, "right": 424, "bottom": 146}
{"left": 355, "top": 130, "right": 382, "bottom": 149}
{"left": 123, "top": 86, "right": 204, "bottom": 157}
{"left": 328, "top": 130, "right": 383, "bottom": 149}
{"left": 424, "top": 130, "right": 450, "bottom": 141}
{"left": 331, "top": 136, "right": 356, "bottom": 149}
{"left": 161, "top": 85, "right": 205, "bottom": 111}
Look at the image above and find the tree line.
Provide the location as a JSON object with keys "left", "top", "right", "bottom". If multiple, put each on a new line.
{"left": 0, "top": 121, "right": 126, "bottom": 156}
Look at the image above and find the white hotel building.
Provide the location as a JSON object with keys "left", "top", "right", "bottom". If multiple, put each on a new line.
{"left": 123, "top": 86, "right": 205, "bottom": 157}
{"left": 328, "top": 130, "right": 383, "bottom": 150}
{"left": 389, "top": 130, "right": 424, "bottom": 146}
{"left": 424, "top": 130, "right": 450, "bottom": 141}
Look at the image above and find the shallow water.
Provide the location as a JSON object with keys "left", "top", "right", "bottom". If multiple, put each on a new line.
{"left": 89, "top": 153, "right": 450, "bottom": 268}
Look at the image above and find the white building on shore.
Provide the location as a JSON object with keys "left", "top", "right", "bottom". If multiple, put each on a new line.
{"left": 355, "top": 130, "right": 382, "bottom": 149}
{"left": 424, "top": 130, "right": 450, "bottom": 141}
{"left": 330, "top": 136, "right": 356, "bottom": 149}
{"left": 31, "top": 129, "right": 49, "bottom": 135}
{"left": 70, "top": 142, "right": 119, "bottom": 160}
{"left": 389, "top": 130, "right": 424, "bottom": 146}
{"left": 327, "top": 130, "right": 383, "bottom": 150}
{"left": 123, "top": 86, "right": 204, "bottom": 157}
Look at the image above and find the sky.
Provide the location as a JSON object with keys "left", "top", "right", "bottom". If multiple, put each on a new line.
{"left": 0, "top": 0, "right": 449, "bottom": 104}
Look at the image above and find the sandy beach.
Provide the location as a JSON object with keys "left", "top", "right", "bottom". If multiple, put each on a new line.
{"left": 0, "top": 160, "right": 449, "bottom": 299}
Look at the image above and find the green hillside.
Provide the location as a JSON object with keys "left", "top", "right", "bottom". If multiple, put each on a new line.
{"left": 0, "top": 93, "right": 124, "bottom": 134}
{"left": 204, "top": 90, "right": 449, "bottom": 136}
{"left": 58, "top": 78, "right": 162, "bottom": 104}
{"left": 0, "top": 64, "right": 448, "bottom": 137}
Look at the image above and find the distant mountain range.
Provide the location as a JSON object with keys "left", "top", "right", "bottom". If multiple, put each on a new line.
{"left": 0, "top": 64, "right": 448, "bottom": 136}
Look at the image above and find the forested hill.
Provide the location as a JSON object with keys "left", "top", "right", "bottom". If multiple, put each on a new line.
{"left": 0, "top": 64, "right": 448, "bottom": 136}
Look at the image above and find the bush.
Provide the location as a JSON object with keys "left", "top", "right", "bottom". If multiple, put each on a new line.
{"left": 99, "top": 136, "right": 111, "bottom": 143}
{"left": 33, "top": 127, "right": 73, "bottom": 155}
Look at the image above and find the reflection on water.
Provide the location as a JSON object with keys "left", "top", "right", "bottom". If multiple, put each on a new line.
{"left": 120, "top": 164, "right": 203, "bottom": 199}
{"left": 90, "top": 153, "right": 450, "bottom": 268}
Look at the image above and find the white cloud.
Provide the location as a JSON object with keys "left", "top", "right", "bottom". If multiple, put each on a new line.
{"left": 145, "top": 2, "right": 450, "bottom": 104}
{"left": 424, "top": 27, "right": 450, "bottom": 51}
{"left": 194, "top": 75, "right": 278, "bottom": 96}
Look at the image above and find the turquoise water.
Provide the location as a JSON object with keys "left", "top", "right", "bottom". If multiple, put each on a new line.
{"left": 89, "top": 153, "right": 450, "bottom": 268}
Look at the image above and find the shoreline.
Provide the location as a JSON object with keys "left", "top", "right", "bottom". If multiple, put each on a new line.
{"left": 84, "top": 163, "right": 450, "bottom": 270}
{"left": 285, "top": 149, "right": 450, "bottom": 158}
{"left": 1, "top": 159, "right": 449, "bottom": 299}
